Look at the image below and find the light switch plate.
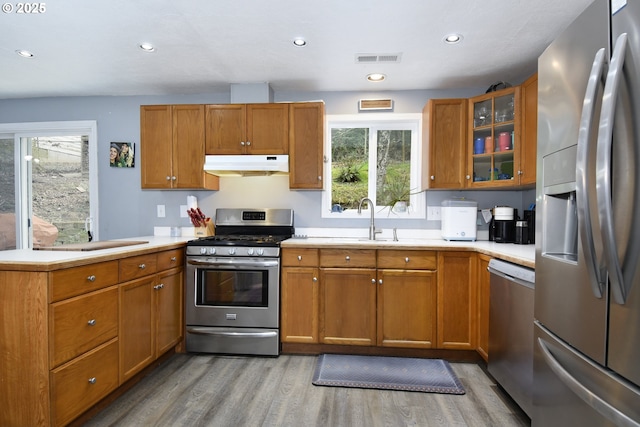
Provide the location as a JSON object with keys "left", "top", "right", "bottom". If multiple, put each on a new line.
{"left": 157, "top": 204, "right": 166, "bottom": 218}
{"left": 427, "top": 206, "right": 441, "bottom": 221}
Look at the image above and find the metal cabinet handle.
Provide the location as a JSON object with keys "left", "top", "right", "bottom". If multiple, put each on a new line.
{"left": 378, "top": 279, "right": 383, "bottom": 285}
{"left": 345, "top": 256, "right": 350, "bottom": 261}
{"left": 371, "top": 278, "right": 376, "bottom": 284}
{"left": 430, "top": 175, "right": 435, "bottom": 180}
{"left": 246, "top": 141, "right": 251, "bottom": 146}
{"left": 318, "top": 176, "right": 322, "bottom": 181}
{"left": 87, "top": 319, "right": 96, "bottom": 326}
{"left": 241, "top": 141, "right": 245, "bottom": 146}
{"left": 405, "top": 257, "right": 410, "bottom": 263}
{"left": 88, "top": 377, "right": 96, "bottom": 384}
{"left": 170, "top": 256, "right": 177, "bottom": 262}
{"left": 166, "top": 176, "right": 171, "bottom": 181}
{"left": 297, "top": 255, "right": 302, "bottom": 261}
{"left": 154, "top": 284, "right": 164, "bottom": 290}
{"left": 139, "top": 264, "right": 146, "bottom": 269}
{"left": 87, "top": 275, "right": 96, "bottom": 282}
{"left": 171, "top": 176, "right": 177, "bottom": 181}
{"left": 312, "top": 277, "right": 317, "bottom": 282}
{"left": 466, "top": 175, "right": 471, "bottom": 180}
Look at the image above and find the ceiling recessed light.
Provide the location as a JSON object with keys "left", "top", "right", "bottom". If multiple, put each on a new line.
{"left": 444, "top": 34, "right": 463, "bottom": 44}
{"left": 366, "top": 73, "right": 386, "bottom": 82}
{"left": 293, "top": 38, "right": 307, "bottom": 47}
{"left": 139, "top": 43, "right": 155, "bottom": 52}
{"left": 16, "top": 50, "right": 34, "bottom": 58}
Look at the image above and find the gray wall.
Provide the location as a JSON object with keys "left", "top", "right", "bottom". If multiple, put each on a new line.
{"left": 0, "top": 87, "right": 536, "bottom": 239}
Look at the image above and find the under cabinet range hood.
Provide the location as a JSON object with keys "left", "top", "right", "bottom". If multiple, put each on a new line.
{"left": 204, "top": 155, "right": 289, "bottom": 176}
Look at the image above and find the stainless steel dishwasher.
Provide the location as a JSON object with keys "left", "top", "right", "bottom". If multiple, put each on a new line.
{"left": 487, "top": 258, "right": 535, "bottom": 418}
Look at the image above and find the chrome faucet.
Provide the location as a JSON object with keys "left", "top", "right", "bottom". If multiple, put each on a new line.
{"left": 358, "top": 197, "right": 382, "bottom": 240}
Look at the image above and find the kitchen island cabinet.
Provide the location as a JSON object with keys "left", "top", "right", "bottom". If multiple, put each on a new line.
{"left": 0, "top": 240, "right": 185, "bottom": 427}
{"left": 140, "top": 104, "right": 219, "bottom": 190}
{"left": 205, "top": 103, "right": 289, "bottom": 155}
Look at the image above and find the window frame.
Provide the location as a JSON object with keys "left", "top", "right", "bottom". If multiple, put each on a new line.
{"left": 0, "top": 121, "right": 98, "bottom": 248}
{"left": 322, "top": 113, "right": 425, "bottom": 219}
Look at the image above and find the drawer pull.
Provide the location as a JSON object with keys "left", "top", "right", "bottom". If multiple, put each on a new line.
{"left": 87, "top": 275, "right": 96, "bottom": 282}
{"left": 88, "top": 377, "right": 96, "bottom": 384}
{"left": 405, "top": 257, "right": 410, "bottom": 263}
{"left": 371, "top": 278, "right": 376, "bottom": 284}
{"left": 379, "top": 279, "right": 383, "bottom": 285}
{"left": 170, "top": 256, "right": 177, "bottom": 262}
{"left": 139, "top": 263, "right": 146, "bottom": 269}
{"left": 87, "top": 319, "right": 96, "bottom": 326}
{"left": 154, "top": 284, "right": 164, "bottom": 290}
{"left": 345, "top": 256, "right": 350, "bottom": 261}
{"left": 297, "top": 255, "right": 302, "bottom": 261}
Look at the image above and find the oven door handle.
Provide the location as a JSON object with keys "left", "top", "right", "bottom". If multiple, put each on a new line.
{"left": 187, "top": 258, "right": 279, "bottom": 269}
{"left": 187, "top": 327, "right": 278, "bottom": 339}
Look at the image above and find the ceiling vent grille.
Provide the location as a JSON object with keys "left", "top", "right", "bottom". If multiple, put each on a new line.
{"left": 355, "top": 53, "right": 402, "bottom": 63}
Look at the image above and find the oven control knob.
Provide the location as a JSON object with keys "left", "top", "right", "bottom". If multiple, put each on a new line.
{"left": 207, "top": 248, "right": 216, "bottom": 255}
{"left": 199, "top": 247, "right": 207, "bottom": 255}
{"left": 228, "top": 248, "right": 236, "bottom": 255}
{"left": 256, "top": 248, "right": 264, "bottom": 256}
{"left": 247, "top": 248, "right": 254, "bottom": 256}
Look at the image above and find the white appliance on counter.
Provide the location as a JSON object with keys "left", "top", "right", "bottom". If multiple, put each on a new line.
{"left": 534, "top": 0, "right": 640, "bottom": 425}
{"left": 441, "top": 199, "right": 477, "bottom": 241}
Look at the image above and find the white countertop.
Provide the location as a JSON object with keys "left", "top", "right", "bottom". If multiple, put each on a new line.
{"left": 281, "top": 235, "right": 535, "bottom": 268}
{"left": 0, "top": 236, "right": 193, "bottom": 268}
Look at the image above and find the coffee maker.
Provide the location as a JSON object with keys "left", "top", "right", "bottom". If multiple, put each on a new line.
{"left": 493, "top": 206, "right": 516, "bottom": 243}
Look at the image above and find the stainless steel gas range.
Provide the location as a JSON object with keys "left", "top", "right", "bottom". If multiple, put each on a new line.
{"left": 185, "top": 208, "right": 293, "bottom": 356}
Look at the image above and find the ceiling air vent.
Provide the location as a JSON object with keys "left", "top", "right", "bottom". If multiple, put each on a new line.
{"left": 355, "top": 53, "right": 402, "bottom": 63}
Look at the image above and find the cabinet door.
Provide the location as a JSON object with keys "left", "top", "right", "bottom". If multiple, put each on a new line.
{"left": 205, "top": 104, "right": 246, "bottom": 154}
{"left": 281, "top": 267, "right": 319, "bottom": 343}
{"left": 119, "top": 276, "right": 155, "bottom": 383}
{"left": 468, "top": 87, "right": 521, "bottom": 188}
{"left": 155, "top": 268, "right": 183, "bottom": 356}
{"left": 246, "top": 103, "right": 289, "bottom": 154}
{"left": 141, "top": 105, "right": 173, "bottom": 189}
{"left": 289, "top": 102, "right": 324, "bottom": 189}
{"left": 320, "top": 268, "right": 376, "bottom": 346}
{"left": 421, "top": 98, "right": 467, "bottom": 189}
{"left": 377, "top": 269, "right": 436, "bottom": 348}
{"left": 519, "top": 73, "right": 538, "bottom": 185}
{"left": 437, "top": 252, "right": 478, "bottom": 350}
{"left": 477, "top": 254, "right": 492, "bottom": 361}
{"left": 172, "top": 104, "right": 206, "bottom": 189}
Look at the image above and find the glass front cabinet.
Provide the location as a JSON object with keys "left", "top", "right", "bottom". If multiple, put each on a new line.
{"left": 467, "top": 87, "right": 520, "bottom": 187}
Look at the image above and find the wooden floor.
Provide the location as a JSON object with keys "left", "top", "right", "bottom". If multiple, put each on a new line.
{"left": 83, "top": 354, "right": 530, "bottom": 427}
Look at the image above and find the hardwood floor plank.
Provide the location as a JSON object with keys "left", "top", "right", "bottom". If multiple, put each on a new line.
{"left": 83, "top": 354, "right": 530, "bottom": 427}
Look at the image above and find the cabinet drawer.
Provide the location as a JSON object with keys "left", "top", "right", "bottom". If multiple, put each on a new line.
{"left": 320, "top": 249, "right": 376, "bottom": 268}
{"left": 157, "top": 248, "right": 184, "bottom": 271}
{"left": 50, "top": 286, "right": 118, "bottom": 368}
{"left": 119, "top": 253, "right": 157, "bottom": 281}
{"left": 51, "top": 338, "right": 119, "bottom": 427}
{"left": 50, "top": 261, "right": 119, "bottom": 302}
{"left": 282, "top": 248, "right": 319, "bottom": 267}
{"left": 377, "top": 250, "right": 437, "bottom": 270}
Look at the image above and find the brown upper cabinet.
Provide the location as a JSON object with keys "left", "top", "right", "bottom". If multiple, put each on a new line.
{"left": 467, "top": 86, "right": 521, "bottom": 188}
{"left": 205, "top": 103, "right": 289, "bottom": 155}
{"left": 140, "top": 105, "right": 219, "bottom": 190}
{"left": 421, "top": 98, "right": 468, "bottom": 189}
{"left": 289, "top": 102, "right": 325, "bottom": 190}
{"left": 519, "top": 73, "right": 538, "bottom": 186}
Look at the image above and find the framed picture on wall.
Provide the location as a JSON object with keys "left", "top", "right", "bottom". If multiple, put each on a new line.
{"left": 109, "top": 142, "right": 135, "bottom": 168}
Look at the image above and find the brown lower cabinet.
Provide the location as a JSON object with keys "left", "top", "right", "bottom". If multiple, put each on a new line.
{"left": 281, "top": 248, "right": 439, "bottom": 349}
{"left": 477, "top": 254, "right": 492, "bottom": 361}
{"left": 0, "top": 246, "right": 184, "bottom": 427}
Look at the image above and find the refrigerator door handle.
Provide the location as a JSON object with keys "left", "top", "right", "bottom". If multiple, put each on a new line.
{"left": 576, "top": 47, "right": 607, "bottom": 299}
{"left": 596, "top": 33, "right": 629, "bottom": 305}
{"left": 538, "top": 337, "right": 640, "bottom": 427}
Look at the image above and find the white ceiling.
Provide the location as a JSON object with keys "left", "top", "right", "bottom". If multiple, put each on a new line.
{"left": 0, "top": 0, "right": 594, "bottom": 100}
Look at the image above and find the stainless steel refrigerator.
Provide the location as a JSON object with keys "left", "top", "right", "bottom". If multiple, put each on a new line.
{"left": 535, "top": 0, "right": 640, "bottom": 425}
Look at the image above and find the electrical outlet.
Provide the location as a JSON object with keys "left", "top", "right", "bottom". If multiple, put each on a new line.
{"left": 427, "top": 206, "right": 441, "bottom": 221}
{"left": 157, "top": 204, "right": 166, "bottom": 218}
